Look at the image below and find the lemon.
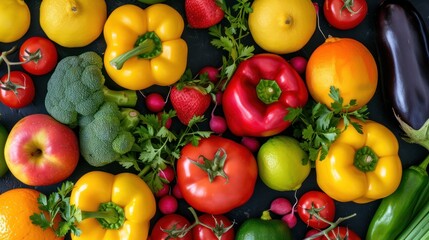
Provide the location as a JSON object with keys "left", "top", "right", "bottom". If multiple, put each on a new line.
{"left": 40, "top": 0, "right": 107, "bottom": 48}
{"left": 257, "top": 135, "right": 310, "bottom": 191}
{"left": 248, "top": 0, "right": 316, "bottom": 54}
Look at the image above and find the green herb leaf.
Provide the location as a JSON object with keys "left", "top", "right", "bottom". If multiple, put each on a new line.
{"left": 288, "top": 87, "right": 370, "bottom": 162}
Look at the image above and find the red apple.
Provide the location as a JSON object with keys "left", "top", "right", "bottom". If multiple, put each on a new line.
{"left": 4, "top": 114, "right": 79, "bottom": 186}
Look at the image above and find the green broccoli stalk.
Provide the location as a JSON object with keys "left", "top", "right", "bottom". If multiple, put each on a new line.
{"left": 45, "top": 51, "right": 137, "bottom": 127}
{"left": 78, "top": 102, "right": 140, "bottom": 167}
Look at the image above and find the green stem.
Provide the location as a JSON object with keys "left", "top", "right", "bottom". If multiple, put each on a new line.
{"left": 256, "top": 79, "right": 282, "bottom": 104}
{"left": 109, "top": 31, "right": 162, "bottom": 70}
{"left": 103, "top": 86, "right": 138, "bottom": 107}
{"left": 354, "top": 146, "right": 379, "bottom": 172}
{"left": 81, "top": 202, "right": 125, "bottom": 230}
{"left": 191, "top": 148, "right": 229, "bottom": 183}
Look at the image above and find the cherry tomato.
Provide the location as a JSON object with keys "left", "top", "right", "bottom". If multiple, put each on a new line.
{"left": 0, "top": 71, "right": 35, "bottom": 108}
{"left": 176, "top": 135, "right": 258, "bottom": 215}
{"left": 323, "top": 0, "right": 368, "bottom": 30}
{"left": 19, "top": 36, "right": 58, "bottom": 75}
{"left": 308, "top": 226, "right": 361, "bottom": 240}
{"left": 297, "top": 191, "right": 336, "bottom": 229}
{"left": 192, "top": 214, "right": 235, "bottom": 240}
{"left": 150, "top": 214, "right": 193, "bottom": 240}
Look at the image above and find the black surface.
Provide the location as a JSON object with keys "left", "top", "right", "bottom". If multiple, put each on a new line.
{"left": 0, "top": 0, "right": 428, "bottom": 239}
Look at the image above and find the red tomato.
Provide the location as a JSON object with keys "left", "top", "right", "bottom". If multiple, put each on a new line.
{"left": 308, "top": 226, "right": 361, "bottom": 240}
{"left": 150, "top": 214, "right": 193, "bottom": 240}
{"left": 0, "top": 71, "right": 35, "bottom": 108}
{"left": 192, "top": 214, "right": 235, "bottom": 240}
{"left": 323, "top": 0, "right": 368, "bottom": 30}
{"left": 298, "top": 191, "right": 336, "bottom": 229}
{"left": 176, "top": 135, "right": 258, "bottom": 215}
{"left": 19, "top": 36, "right": 58, "bottom": 75}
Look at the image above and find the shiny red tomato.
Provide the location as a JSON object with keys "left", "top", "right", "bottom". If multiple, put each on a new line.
{"left": 150, "top": 214, "right": 193, "bottom": 240}
{"left": 298, "top": 191, "right": 336, "bottom": 229}
{"left": 323, "top": 0, "right": 368, "bottom": 30}
{"left": 192, "top": 214, "right": 235, "bottom": 240}
{"left": 308, "top": 226, "right": 361, "bottom": 240}
{"left": 176, "top": 135, "right": 258, "bottom": 215}
{"left": 19, "top": 36, "right": 58, "bottom": 75}
{"left": 0, "top": 71, "right": 35, "bottom": 108}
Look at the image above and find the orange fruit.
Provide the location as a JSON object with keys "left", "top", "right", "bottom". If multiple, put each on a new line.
{"left": 306, "top": 36, "right": 378, "bottom": 111}
{"left": 0, "top": 188, "right": 63, "bottom": 240}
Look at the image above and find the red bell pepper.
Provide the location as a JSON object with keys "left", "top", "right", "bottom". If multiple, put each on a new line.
{"left": 222, "top": 53, "right": 308, "bottom": 137}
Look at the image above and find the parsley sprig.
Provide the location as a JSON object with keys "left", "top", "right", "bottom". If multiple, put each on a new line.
{"left": 286, "top": 86, "right": 369, "bottom": 163}
{"left": 209, "top": 0, "right": 254, "bottom": 90}
{"left": 30, "top": 181, "right": 82, "bottom": 237}
{"left": 117, "top": 110, "right": 212, "bottom": 193}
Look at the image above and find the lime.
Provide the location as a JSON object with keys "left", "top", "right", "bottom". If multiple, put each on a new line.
{"left": 0, "top": 124, "right": 8, "bottom": 177}
{"left": 257, "top": 135, "right": 310, "bottom": 191}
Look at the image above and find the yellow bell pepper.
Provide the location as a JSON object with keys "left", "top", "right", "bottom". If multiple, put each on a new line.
{"left": 103, "top": 4, "right": 188, "bottom": 90}
{"left": 316, "top": 119, "right": 402, "bottom": 204}
{"left": 70, "top": 171, "right": 156, "bottom": 240}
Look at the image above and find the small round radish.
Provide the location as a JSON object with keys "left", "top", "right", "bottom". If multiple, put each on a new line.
{"left": 159, "top": 166, "right": 175, "bottom": 183}
{"left": 289, "top": 56, "right": 307, "bottom": 75}
{"left": 281, "top": 212, "right": 297, "bottom": 229}
{"left": 172, "top": 183, "right": 183, "bottom": 199}
{"left": 270, "top": 197, "right": 292, "bottom": 215}
{"left": 199, "top": 66, "right": 220, "bottom": 83}
{"left": 158, "top": 195, "right": 178, "bottom": 214}
{"left": 313, "top": 2, "right": 319, "bottom": 13}
{"left": 210, "top": 115, "right": 227, "bottom": 134}
{"left": 155, "top": 183, "right": 170, "bottom": 198}
{"left": 146, "top": 93, "right": 166, "bottom": 112}
{"left": 241, "top": 137, "right": 260, "bottom": 153}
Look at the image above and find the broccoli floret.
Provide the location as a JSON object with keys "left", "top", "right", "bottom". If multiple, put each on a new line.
{"left": 45, "top": 51, "right": 137, "bottom": 127}
{"left": 78, "top": 102, "right": 139, "bottom": 167}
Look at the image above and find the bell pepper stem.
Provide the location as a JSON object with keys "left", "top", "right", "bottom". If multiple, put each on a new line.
{"left": 110, "top": 31, "right": 162, "bottom": 70}
{"left": 354, "top": 146, "right": 379, "bottom": 172}
{"left": 81, "top": 202, "right": 125, "bottom": 230}
{"left": 256, "top": 79, "right": 282, "bottom": 104}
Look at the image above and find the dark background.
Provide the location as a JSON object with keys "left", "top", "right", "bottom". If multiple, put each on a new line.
{"left": 0, "top": 0, "right": 428, "bottom": 239}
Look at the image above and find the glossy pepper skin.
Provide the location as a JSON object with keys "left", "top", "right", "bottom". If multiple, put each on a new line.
{"left": 222, "top": 53, "right": 308, "bottom": 137}
{"left": 316, "top": 119, "right": 402, "bottom": 203}
{"left": 70, "top": 171, "right": 156, "bottom": 240}
{"left": 104, "top": 4, "right": 188, "bottom": 90}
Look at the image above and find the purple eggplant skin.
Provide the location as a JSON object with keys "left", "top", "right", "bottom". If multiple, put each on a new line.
{"left": 376, "top": 0, "right": 429, "bottom": 130}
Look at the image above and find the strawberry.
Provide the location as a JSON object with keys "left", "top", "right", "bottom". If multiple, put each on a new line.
{"left": 170, "top": 86, "right": 212, "bottom": 125}
{"left": 185, "top": 0, "right": 225, "bottom": 29}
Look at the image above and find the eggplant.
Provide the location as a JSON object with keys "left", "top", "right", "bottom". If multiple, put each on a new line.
{"left": 376, "top": 0, "right": 429, "bottom": 130}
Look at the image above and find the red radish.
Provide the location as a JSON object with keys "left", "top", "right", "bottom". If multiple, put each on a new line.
{"left": 159, "top": 166, "right": 175, "bottom": 183}
{"left": 281, "top": 212, "right": 297, "bottom": 229}
{"left": 155, "top": 183, "right": 170, "bottom": 198}
{"left": 215, "top": 91, "right": 223, "bottom": 105}
{"left": 158, "top": 195, "right": 178, "bottom": 214}
{"left": 172, "top": 183, "right": 183, "bottom": 199}
{"left": 209, "top": 103, "right": 227, "bottom": 134}
{"left": 289, "top": 56, "right": 307, "bottom": 75}
{"left": 199, "top": 66, "right": 220, "bottom": 83}
{"left": 157, "top": 112, "right": 173, "bottom": 129}
{"left": 313, "top": 2, "right": 319, "bottom": 13}
{"left": 210, "top": 115, "right": 227, "bottom": 134}
{"left": 241, "top": 137, "right": 260, "bottom": 153}
{"left": 146, "top": 93, "right": 166, "bottom": 112}
{"left": 270, "top": 197, "right": 292, "bottom": 215}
